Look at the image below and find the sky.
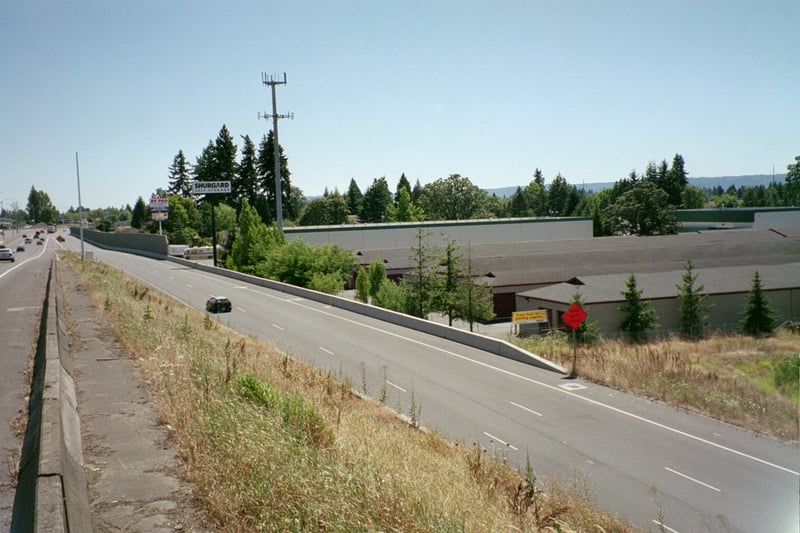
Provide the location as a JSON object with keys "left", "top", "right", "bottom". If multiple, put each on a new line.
{"left": 1, "top": 1, "right": 798, "bottom": 213}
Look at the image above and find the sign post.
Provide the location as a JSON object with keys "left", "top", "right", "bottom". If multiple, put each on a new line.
{"left": 191, "top": 181, "right": 231, "bottom": 267}
{"left": 562, "top": 302, "right": 588, "bottom": 378}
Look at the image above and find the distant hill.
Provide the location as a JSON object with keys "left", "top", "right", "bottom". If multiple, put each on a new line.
{"left": 485, "top": 174, "right": 787, "bottom": 197}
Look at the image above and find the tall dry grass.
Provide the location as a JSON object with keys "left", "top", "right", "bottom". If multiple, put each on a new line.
{"left": 518, "top": 330, "right": 799, "bottom": 442}
{"left": 61, "top": 252, "right": 640, "bottom": 532}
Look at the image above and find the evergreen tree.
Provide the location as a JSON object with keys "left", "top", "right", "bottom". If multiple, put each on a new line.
{"left": 784, "top": 154, "right": 800, "bottom": 206}
{"left": 212, "top": 124, "right": 238, "bottom": 207}
{"left": 395, "top": 173, "right": 412, "bottom": 203}
{"left": 403, "top": 228, "right": 438, "bottom": 318}
{"left": 509, "top": 186, "right": 529, "bottom": 217}
{"left": 257, "top": 130, "right": 295, "bottom": 221}
{"left": 167, "top": 150, "right": 193, "bottom": 197}
{"left": 740, "top": 271, "right": 778, "bottom": 337}
{"left": 451, "top": 244, "right": 495, "bottom": 331}
{"left": 665, "top": 153, "right": 689, "bottom": 207}
{"left": 547, "top": 174, "right": 571, "bottom": 216}
{"left": 618, "top": 274, "right": 657, "bottom": 342}
{"left": 131, "top": 196, "right": 149, "bottom": 230}
{"left": 676, "top": 259, "right": 712, "bottom": 339}
{"left": 234, "top": 135, "right": 260, "bottom": 215}
{"left": 411, "top": 179, "right": 424, "bottom": 203}
{"left": 345, "top": 178, "right": 363, "bottom": 217}
{"left": 360, "top": 177, "right": 393, "bottom": 222}
{"left": 432, "top": 237, "right": 464, "bottom": 326}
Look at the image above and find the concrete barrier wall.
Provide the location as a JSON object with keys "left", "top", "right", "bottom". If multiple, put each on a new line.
{"left": 13, "top": 258, "right": 93, "bottom": 533}
{"left": 168, "top": 256, "right": 564, "bottom": 373}
{"left": 69, "top": 227, "right": 168, "bottom": 258}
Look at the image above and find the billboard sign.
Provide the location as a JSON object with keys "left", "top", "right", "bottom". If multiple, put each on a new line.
{"left": 149, "top": 197, "right": 169, "bottom": 212}
{"left": 191, "top": 181, "right": 231, "bottom": 195}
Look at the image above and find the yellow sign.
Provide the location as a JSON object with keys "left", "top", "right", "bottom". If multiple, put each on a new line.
{"left": 512, "top": 309, "right": 548, "bottom": 323}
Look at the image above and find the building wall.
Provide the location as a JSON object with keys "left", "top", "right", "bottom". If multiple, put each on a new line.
{"left": 285, "top": 218, "right": 592, "bottom": 251}
{"left": 516, "top": 288, "right": 799, "bottom": 338}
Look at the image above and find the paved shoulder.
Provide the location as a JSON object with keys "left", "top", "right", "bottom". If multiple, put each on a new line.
{"left": 60, "top": 263, "right": 211, "bottom": 532}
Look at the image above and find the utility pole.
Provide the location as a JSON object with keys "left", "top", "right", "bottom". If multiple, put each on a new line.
{"left": 259, "top": 72, "right": 293, "bottom": 231}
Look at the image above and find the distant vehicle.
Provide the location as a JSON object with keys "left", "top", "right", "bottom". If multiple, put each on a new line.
{"left": 47, "top": 225, "right": 56, "bottom": 233}
{"left": 183, "top": 246, "right": 217, "bottom": 260}
{"left": 24, "top": 238, "right": 32, "bottom": 244}
{"left": 206, "top": 296, "right": 232, "bottom": 314}
{"left": 16, "top": 245, "right": 25, "bottom": 252}
{"left": 0, "top": 248, "right": 15, "bottom": 262}
{"left": 36, "top": 239, "right": 43, "bottom": 245}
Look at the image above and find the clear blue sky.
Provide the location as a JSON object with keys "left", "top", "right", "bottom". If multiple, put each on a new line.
{"left": 2, "top": 0, "right": 798, "bottom": 212}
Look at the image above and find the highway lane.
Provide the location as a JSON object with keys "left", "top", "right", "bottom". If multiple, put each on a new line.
{"left": 60, "top": 237, "right": 799, "bottom": 533}
{"left": 0, "top": 233, "right": 56, "bottom": 530}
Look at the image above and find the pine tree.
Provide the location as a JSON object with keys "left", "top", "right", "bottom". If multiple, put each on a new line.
{"left": 345, "top": 178, "right": 363, "bottom": 217}
{"left": 235, "top": 135, "right": 260, "bottom": 215}
{"left": 403, "top": 228, "right": 438, "bottom": 318}
{"left": 618, "top": 274, "right": 657, "bottom": 342}
{"left": 167, "top": 150, "right": 193, "bottom": 197}
{"left": 432, "top": 238, "right": 464, "bottom": 326}
{"left": 360, "top": 177, "right": 393, "bottom": 223}
{"left": 395, "top": 173, "right": 412, "bottom": 203}
{"left": 676, "top": 259, "right": 712, "bottom": 339}
{"left": 257, "top": 130, "right": 294, "bottom": 220}
{"left": 451, "top": 244, "right": 495, "bottom": 331}
{"left": 740, "top": 271, "right": 778, "bottom": 337}
{"left": 131, "top": 196, "right": 149, "bottom": 230}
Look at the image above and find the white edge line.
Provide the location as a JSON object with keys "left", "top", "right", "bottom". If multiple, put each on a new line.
{"left": 652, "top": 519, "right": 680, "bottom": 533}
{"left": 319, "top": 346, "right": 334, "bottom": 356}
{"left": 385, "top": 380, "right": 407, "bottom": 393}
{"left": 483, "top": 431, "right": 519, "bottom": 451}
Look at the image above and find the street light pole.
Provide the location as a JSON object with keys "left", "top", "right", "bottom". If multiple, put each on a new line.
{"left": 76, "top": 152, "right": 85, "bottom": 260}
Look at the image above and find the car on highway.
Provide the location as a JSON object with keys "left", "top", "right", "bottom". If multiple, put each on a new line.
{"left": 16, "top": 245, "right": 25, "bottom": 252}
{"left": 206, "top": 296, "right": 232, "bottom": 313}
{"left": 24, "top": 238, "right": 32, "bottom": 244}
{"left": 0, "top": 248, "right": 15, "bottom": 262}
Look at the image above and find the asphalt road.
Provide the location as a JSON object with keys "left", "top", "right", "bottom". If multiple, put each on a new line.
{"left": 61, "top": 236, "right": 800, "bottom": 533}
{"left": 0, "top": 230, "right": 56, "bottom": 530}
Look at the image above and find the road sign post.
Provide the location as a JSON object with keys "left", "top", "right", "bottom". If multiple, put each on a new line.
{"left": 562, "top": 303, "right": 587, "bottom": 378}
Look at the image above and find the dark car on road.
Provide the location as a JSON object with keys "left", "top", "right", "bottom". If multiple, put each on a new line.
{"left": 206, "top": 296, "right": 232, "bottom": 314}
{"left": 0, "top": 248, "right": 15, "bottom": 262}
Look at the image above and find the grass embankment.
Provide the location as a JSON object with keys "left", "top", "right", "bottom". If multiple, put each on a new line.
{"left": 61, "top": 252, "right": 638, "bottom": 533}
{"left": 517, "top": 332, "right": 799, "bottom": 442}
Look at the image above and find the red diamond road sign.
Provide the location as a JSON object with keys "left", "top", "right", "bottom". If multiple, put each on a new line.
{"left": 562, "top": 303, "right": 587, "bottom": 330}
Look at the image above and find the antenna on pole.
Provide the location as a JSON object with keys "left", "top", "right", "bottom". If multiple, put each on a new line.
{"left": 259, "top": 72, "right": 293, "bottom": 231}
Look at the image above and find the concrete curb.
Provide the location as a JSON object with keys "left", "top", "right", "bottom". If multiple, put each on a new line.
{"left": 24, "top": 258, "right": 93, "bottom": 532}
